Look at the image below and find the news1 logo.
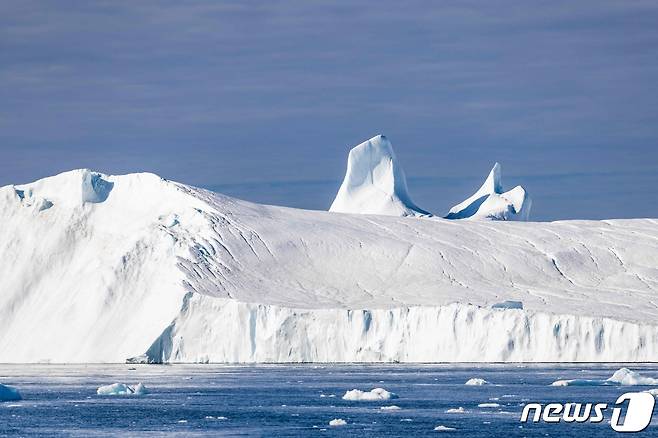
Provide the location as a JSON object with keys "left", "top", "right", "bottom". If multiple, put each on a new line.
{"left": 520, "top": 392, "right": 656, "bottom": 432}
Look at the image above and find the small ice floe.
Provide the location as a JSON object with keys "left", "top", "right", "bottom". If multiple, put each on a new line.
{"left": 177, "top": 420, "right": 187, "bottom": 424}
{"left": 320, "top": 394, "right": 336, "bottom": 398}
{"left": 434, "top": 425, "right": 456, "bottom": 431}
{"left": 445, "top": 407, "right": 465, "bottom": 413}
{"left": 551, "top": 368, "right": 658, "bottom": 387}
{"left": 400, "top": 418, "right": 413, "bottom": 422}
{"left": 96, "top": 382, "right": 148, "bottom": 396}
{"left": 478, "top": 403, "right": 501, "bottom": 408}
{"left": 329, "top": 418, "right": 347, "bottom": 426}
{"left": 465, "top": 378, "right": 488, "bottom": 386}
{"left": 205, "top": 416, "right": 227, "bottom": 420}
{"left": 0, "top": 384, "right": 22, "bottom": 402}
{"left": 342, "top": 388, "right": 398, "bottom": 401}
{"left": 380, "top": 405, "right": 401, "bottom": 411}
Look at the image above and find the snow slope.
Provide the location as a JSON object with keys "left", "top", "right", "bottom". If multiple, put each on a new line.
{"left": 1, "top": 169, "right": 658, "bottom": 363}
{"left": 446, "top": 163, "right": 531, "bottom": 220}
{"left": 329, "top": 135, "right": 430, "bottom": 217}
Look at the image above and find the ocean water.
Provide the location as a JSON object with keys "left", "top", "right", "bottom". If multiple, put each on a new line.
{"left": 0, "top": 364, "right": 657, "bottom": 437}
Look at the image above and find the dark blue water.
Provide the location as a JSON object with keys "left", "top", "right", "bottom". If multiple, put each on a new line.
{"left": 1, "top": 364, "right": 657, "bottom": 437}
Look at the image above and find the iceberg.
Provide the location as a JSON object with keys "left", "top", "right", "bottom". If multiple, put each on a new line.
{"left": 465, "top": 378, "right": 488, "bottom": 386}
{"left": 329, "top": 418, "right": 347, "bottom": 426}
{"left": 342, "top": 388, "right": 398, "bottom": 401}
{"left": 551, "top": 368, "right": 658, "bottom": 386}
{"left": 97, "top": 382, "right": 148, "bottom": 396}
{"left": 0, "top": 384, "right": 21, "bottom": 402}
{"left": 434, "top": 425, "right": 457, "bottom": 431}
{"left": 446, "top": 163, "right": 531, "bottom": 220}
{"left": 329, "top": 135, "right": 430, "bottom": 217}
{"left": 1, "top": 169, "right": 658, "bottom": 363}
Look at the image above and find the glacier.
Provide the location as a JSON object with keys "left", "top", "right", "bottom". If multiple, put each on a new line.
{"left": 1, "top": 169, "right": 658, "bottom": 363}
{"left": 446, "top": 162, "right": 531, "bottom": 221}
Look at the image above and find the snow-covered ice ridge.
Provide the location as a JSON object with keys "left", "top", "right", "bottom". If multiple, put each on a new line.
{"left": 1, "top": 169, "right": 658, "bottom": 363}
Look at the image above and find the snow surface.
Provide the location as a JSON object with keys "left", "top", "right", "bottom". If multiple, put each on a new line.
{"left": 1, "top": 169, "right": 658, "bottom": 363}
{"left": 342, "top": 388, "right": 397, "bottom": 401}
{"left": 97, "top": 383, "right": 148, "bottom": 395}
{"left": 465, "top": 378, "right": 488, "bottom": 386}
{"left": 329, "top": 135, "right": 430, "bottom": 217}
{"left": 446, "top": 163, "right": 531, "bottom": 220}
{"left": 551, "top": 368, "right": 658, "bottom": 386}
{"left": 0, "top": 384, "right": 21, "bottom": 402}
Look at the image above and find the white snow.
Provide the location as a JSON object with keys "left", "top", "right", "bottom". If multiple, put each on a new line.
{"left": 97, "top": 382, "right": 148, "bottom": 396}
{"left": 329, "top": 418, "right": 347, "bottom": 426}
{"left": 1, "top": 169, "right": 658, "bottom": 363}
{"left": 342, "top": 388, "right": 397, "bottom": 401}
{"left": 445, "top": 407, "right": 465, "bottom": 413}
{"left": 434, "top": 425, "right": 457, "bottom": 431}
{"left": 551, "top": 368, "right": 658, "bottom": 386}
{"left": 446, "top": 163, "right": 531, "bottom": 220}
{"left": 465, "top": 378, "right": 488, "bottom": 386}
{"left": 478, "top": 403, "right": 501, "bottom": 408}
{"left": 329, "top": 135, "right": 430, "bottom": 217}
{"left": 0, "top": 384, "right": 21, "bottom": 402}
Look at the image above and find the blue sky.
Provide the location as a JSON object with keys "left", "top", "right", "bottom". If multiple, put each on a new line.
{"left": 1, "top": 1, "right": 657, "bottom": 220}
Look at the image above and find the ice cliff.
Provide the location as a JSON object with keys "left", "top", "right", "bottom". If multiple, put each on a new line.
{"left": 446, "top": 163, "right": 531, "bottom": 220}
{"left": 1, "top": 169, "right": 657, "bottom": 363}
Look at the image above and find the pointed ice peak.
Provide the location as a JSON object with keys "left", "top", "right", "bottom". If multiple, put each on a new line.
{"left": 481, "top": 162, "right": 503, "bottom": 195}
{"left": 329, "top": 135, "right": 430, "bottom": 217}
{"left": 446, "top": 163, "right": 531, "bottom": 221}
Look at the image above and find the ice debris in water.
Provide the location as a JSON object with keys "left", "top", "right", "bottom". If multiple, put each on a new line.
{"left": 342, "top": 387, "right": 398, "bottom": 401}
{"left": 329, "top": 418, "right": 347, "bottom": 426}
{"left": 97, "top": 382, "right": 148, "bottom": 395}
{"left": 465, "top": 378, "right": 488, "bottom": 385}
{"left": 445, "top": 407, "right": 465, "bottom": 413}
{"left": 0, "top": 384, "right": 22, "bottom": 402}
{"left": 478, "top": 403, "right": 501, "bottom": 408}
{"left": 434, "top": 425, "right": 457, "bottom": 431}
{"left": 551, "top": 368, "right": 658, "bottom": 386}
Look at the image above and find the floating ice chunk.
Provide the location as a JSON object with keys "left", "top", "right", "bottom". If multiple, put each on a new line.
{"left": 465, "top": 378, "right": 488, "bottom": 386}
{"left": 434, "top": 425, "right": 457, "bottom": 431}
{"left": 445, "top": 407, "right": 465, "bottom": 413}
{"left": 0, "top": 384, "right": 21, "bottom": 402}
{"left": 446, "top": 163, "right": 530, "bottom": 221}
{"left": 342, "top": 387, "right": 398, "bottom": 401}
{"left": 330, "top": 135, "right": 430, "bottom": 217}
{"left": 607, "top": 368, "right": 658, "bottom": 385}
{"left": 380, "top": 405, "right": 401, "bottom": 410}
{"left": 96, "top": 382, "right": 148, "bottom": 396}
{"left": 552, "top": 368, "right": 658, "bottom": 386}
{"left": 491, "top": 300, "right": 523, "bottom": 310}
{"left": 478, "top": 403, "right": 501, "bottom": 408}
{"left": 329, "top": 418, "right": 347, "bottom": 426}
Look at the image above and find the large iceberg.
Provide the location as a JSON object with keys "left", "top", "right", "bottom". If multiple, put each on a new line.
{"left": 329, "top": 135, "right": 430, "bottom": 217}
{"left": 446, "top": 163, "right": 531, "bottom": 220}
{"left": 1, "top": 169, "right": 658, "bottom": 363}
